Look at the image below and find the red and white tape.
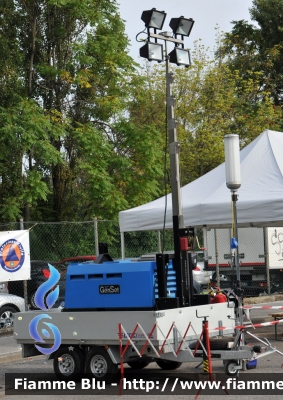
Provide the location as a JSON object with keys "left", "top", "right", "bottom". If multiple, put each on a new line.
{"left": 243, "top": 305, "right": 283, "bottom": 310}
{"left": 213, "top": 319, "right": 283, "bottom": 331}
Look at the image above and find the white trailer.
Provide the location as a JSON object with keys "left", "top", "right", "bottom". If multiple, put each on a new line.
{"left": 13, "top": 302, "right": 257, "bottom": 381}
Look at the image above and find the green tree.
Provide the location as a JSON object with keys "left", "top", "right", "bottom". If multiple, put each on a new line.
{"left": 120, "top": 42, "right": 281, "bottom": 190}
{"left": 0, "top": 0, "right": 165, "bottom": 222}
{"left": 219, "top": 0, "right": 283, "bottom": 109}
{"left": 110, "top": 63, "right": 167, "bottom": 205}
{"left": 171, "top": 41, "right": 281, "bottom": 184}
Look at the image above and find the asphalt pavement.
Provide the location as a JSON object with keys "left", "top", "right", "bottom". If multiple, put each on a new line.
{"left": 0, "top": 336, "right": 22, "bottom": 364}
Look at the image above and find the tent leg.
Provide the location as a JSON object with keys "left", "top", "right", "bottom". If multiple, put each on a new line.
{"left": 121, "top": 232, "right": 125, "bottom": 260}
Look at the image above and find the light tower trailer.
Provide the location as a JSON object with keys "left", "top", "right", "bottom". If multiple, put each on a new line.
{"left": 13, "top": 12, "right": 261, "bottom": 379}
{"left": 13, "top": 257, "right": 259, "bottom": 382}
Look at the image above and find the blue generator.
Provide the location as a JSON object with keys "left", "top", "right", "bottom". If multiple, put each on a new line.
{"left": 64, "top": 260, "right": 158, "bottom": 309}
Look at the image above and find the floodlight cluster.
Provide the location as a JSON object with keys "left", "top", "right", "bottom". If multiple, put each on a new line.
{"left": 139, "top": 8, "right": 194, "bottom": 66}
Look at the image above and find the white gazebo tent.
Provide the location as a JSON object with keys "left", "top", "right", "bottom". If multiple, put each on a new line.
{"left": 119, "top": 130, "right": 283, "bottom": 257}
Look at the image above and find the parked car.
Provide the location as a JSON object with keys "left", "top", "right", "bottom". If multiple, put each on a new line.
{"left": 0, "top": 293, "right": 25, "bottom": 328}
{"left": 7, "top": 256, "right": 96, "bottom": 310}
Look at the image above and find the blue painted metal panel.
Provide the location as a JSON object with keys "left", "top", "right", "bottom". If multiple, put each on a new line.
{"left": 154, "top": 260, "right": 177, "bottom": 298}
{"left": 65, "top": 260, "right": 157, "bottom": 309}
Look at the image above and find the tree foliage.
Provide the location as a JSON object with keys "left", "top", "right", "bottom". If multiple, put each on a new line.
{"left": 125, "top": 41, "right": 281, "bottom": 189}
{"left": 219, "top": 0, "right": 283, "bottom": 109}
{"left": 0, "top": 0, "right": 165, "bottom": 222}
{"left": 0, "top": 0, "right": 282, "bottom": 224}
{"left": 171, "top": 42, "right": 281, "bottom": 184}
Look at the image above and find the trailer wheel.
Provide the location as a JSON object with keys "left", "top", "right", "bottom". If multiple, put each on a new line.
{"left": 127, "top": 359, "right": 150, "bottom": 369}
{"left": 225, "top": 360, "right": 239, "bottom": 376}
{"left": 156, "top": 359, "right": 182, "bottom": 370}
{"left": 53, "top": 346, "right": 85, "bottom": 380}
{"left": 85, "top": 347, "right": 118, "bottom": 383}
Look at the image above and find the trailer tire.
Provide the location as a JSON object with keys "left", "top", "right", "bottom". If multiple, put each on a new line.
{"left": 53, "top": 346, "right": 85, "bottom": 380}
{"left": 127, "top": 359, "right": 150, "bottom": 369}
{"left": 156, "top": 359, "right": 182, "bottom": 370}
{"left": 85, "top": 347, "right": 118, "bottom": 383}
{"left": 224, "top": 359, "right": 239, "bottom": 376}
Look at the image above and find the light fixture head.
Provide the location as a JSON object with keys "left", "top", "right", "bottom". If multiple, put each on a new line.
{"left": 168, "top": 48, "right": 191, "bottom": 67}
{"left": 139, "top": 42, "right": 164, "bottom": 62}
{"left": 169, "top": 16, "right": 194, "bottom": 36}
{"left": 224, "top": 134, "right": 241, "bottom": 191}
{"left": 141, "top": 8, "right": 167, "bottom": 30}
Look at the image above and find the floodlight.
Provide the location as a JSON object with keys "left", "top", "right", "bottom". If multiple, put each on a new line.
{"left": 224, "top": 134, "right": 241, "bottom": 190}
{"left": 139, "top": 42, "right": 163, "bottom": 62}
{"left": 168, "top": 48, "right": 191, "bottom": 67}
{"left": 169, "top": 16, "right": 194, "bottom": 37}
{"left": 141, "top": 8, "right": 166, "bottom": 30}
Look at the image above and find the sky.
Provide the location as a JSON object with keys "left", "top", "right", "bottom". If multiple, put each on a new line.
{"left": 117, "top": 0, "right": 255, "bottom": 63}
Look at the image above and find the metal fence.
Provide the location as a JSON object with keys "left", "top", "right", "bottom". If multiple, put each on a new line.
{"left": 0, "top": 219, "right": 122, "bottom": 325}
{"left": 0, "top": 221, "right": 282, "bottom": 328}
{"left": 0, "top": 220, "right": 121, "bottom": 261}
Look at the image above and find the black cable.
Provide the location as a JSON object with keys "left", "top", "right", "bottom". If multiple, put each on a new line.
{"left": 135, "top": 29, "right": 148, "bottom": 43}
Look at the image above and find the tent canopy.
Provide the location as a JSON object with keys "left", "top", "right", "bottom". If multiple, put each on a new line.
{"left": 119, "top": 130, "right": 283, "bottom": 232}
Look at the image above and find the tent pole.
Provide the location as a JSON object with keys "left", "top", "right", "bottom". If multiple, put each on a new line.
{"left": 121, "top": 232, "right": 125, "bottom": 260}
{"left": 264, "top": 227, "right": 271, "bottom": 295}
{"left": 203, "top": 226, "right": 209, "bottom": 270}
{"left": 214, "top": 229, "right": 220, "bottom": 288}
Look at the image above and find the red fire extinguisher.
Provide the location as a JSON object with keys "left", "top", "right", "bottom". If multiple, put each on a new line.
{"left": 213, "top": 292, "right": 227, "bottom": 303}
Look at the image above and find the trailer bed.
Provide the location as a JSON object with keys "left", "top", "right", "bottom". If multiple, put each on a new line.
{"left": 14, "top": 303, "right": 235, "bottom": 347}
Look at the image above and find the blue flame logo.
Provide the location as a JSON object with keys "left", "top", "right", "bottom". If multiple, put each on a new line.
{"left": 29, "top": 314, "right": 61, "bottom": 355}
{"left": 34, "top": 264, "right": 60, "bottom": 310}
{"left": 28, "top": 264, "right": 61, "bottom": 355}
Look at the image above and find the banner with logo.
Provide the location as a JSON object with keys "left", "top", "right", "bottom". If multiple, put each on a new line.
{"left": 0, "top": 230, "right": 30, "bottom": 281}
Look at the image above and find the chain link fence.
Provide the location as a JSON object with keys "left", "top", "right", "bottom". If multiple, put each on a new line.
{"left": 123, "top": 229, "right": 174, "bottom": 258}
{"left": 0, "top": 222, "right": 282, "bottom": 328}
{"left": 0, "top": 220, "right": 122, "bottom": 326}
